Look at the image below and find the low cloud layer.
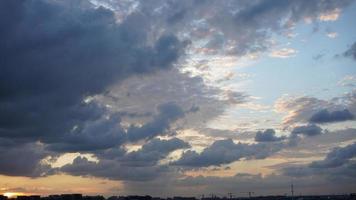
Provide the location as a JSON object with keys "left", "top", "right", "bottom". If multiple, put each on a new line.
{"left": 61, "top": 138, "right": 189, "bottom": 181}
{"left": 173, "top": 138, "right": 284, "bottom": 167}
{"left": 283, "top": 142, "right": 356, "bottom": 181}
{"left": 310, "top": 142, "right": 356, "bottom": 168}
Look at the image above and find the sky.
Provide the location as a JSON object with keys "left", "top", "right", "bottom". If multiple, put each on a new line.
{"left": 1, "top": 0, "right": 356, "bottom": 198}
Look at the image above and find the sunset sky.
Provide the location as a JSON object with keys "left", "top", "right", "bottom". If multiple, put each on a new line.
{"left": 1, "top": 0, "right": 356, "bottom": 197}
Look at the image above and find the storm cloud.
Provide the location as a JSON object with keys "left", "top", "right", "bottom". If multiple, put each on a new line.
{"left": 0, "top": 0, "right": 187, "bottom": 178}
{"left": 0, "top": 0, "right": 184, "bottom": 144}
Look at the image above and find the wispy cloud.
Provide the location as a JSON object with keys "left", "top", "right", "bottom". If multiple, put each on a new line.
{"left": 326, "top": 32, "right": 338, "bottom": 38}
{"left": 269, "top": 48, "right": 297, "bottom": 58}
{"left": 319, "top": 8, "right": 341, "bottom": 21}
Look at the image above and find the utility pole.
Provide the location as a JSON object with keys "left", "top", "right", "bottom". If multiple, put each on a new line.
{"left": 210, "top": 194, "right": 215, "bottom": 200}
{"left": 239, "top": 192, "right": 254, "bottom": 199}
{"left": 228, "top": 193, "right": 233, "bottom": 200}
{"left": 291, "top": 183, "right": 294, "bottom": 200}
{"left": 248, "top": 192, "right": 253, "bottom": 199}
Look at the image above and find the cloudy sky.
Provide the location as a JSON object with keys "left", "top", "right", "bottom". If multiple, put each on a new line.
{"left": 1, "top": 0, "right": 356, "bottom": 197}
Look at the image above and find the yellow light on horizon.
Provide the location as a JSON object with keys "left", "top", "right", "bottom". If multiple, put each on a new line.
{"left": 3, "top": 192, "right": 25, "bottom": 198}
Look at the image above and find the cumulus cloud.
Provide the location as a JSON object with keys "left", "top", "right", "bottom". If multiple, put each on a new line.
{"left": 275, "top": 91, "right": 356, "bottom": 126}
{"left": 309, "top": 142, "right": 356, "bottom": 168}
{"left": 61, "top": 138, "right": 189, "bottom": 180}
{"left": 121, "top": 138, "right": 190, "bottom": 167}
{"left": 122, "top": 130, "right": 356, "bottom": 196}
{"left": 173, "top": 139, "right": 283, "bottom": 167}
{"left": 61, "top": 156, "right": 167, "bottom": 181}
{"left": 283, "top": 143, "right": 356, "bottom": 182}
{"left": 309, "top": 109, "right": 354, "bottom": 124}
{"left": 291, "top": 124, "right": 323, "bottom": 136}
{"left": 255, "top": 129, "right": 286, "bottom": 142}
{"left": 275, "top": 96, "right": 329, "bottom": 125}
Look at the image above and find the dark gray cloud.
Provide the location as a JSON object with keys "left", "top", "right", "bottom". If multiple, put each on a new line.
{"left": 343, "top": 42, "right": 356, "bottom": 60}
{"left": 172, "top": 126, "right": 336, "bottom": 169}
{"left": 127, "top": 103, "right": 185, "bottom": 142}
{"left": 284, "top": 161, "right": 356, "bottom": 182}
{"left": 48, "top": 102, "right": 186, "bottom": 153}
{"left": 275, "top": 96, "right": 330, "bottom": 126}
{"left": 282, "top": 142, "right": 356, "bottom": 181}
{"left": 173, "top": 139, "right": 283, "bottom": 167}
{"left": 60, "top": 156, "right": 167, "bottom": 181}
{"left": 97, "top": 69, "right": 227, "bottom": 132}
{"left": 276, "top": 90, "right": 356, "bottom": 126}
{"left": 0, "top": 140, "right": 53, "bottom": 177}
{"left": 96, "top": 0, "right": 353, "bottom": 57}
{"left": 291, "top": 124, "right": 323, "bottom": 136}
{"left": 47, "top": 114, "right": 126, "bottom": 152}
{"left": 255, "top": 129, "right": 286, "bottom": 142}
{"left": 120, "top": 138, "right": 190, "bottom": 167}
{"left": 309, "top": 142, "right": 356, "bottom": 168}
{"left": 309, "top": 109, "right": 355, "bottom": 124}
{"left": 61, "top": 138, "right": 189, "bottom": 180}
{"left": 269, "top": 128, "right": 356, "bottom": 169}
{"left": 0, "top": 0, "right": 184, "bottom": 144}
{"left": 0, "top": 0, "right": 185, "bottom": 177}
